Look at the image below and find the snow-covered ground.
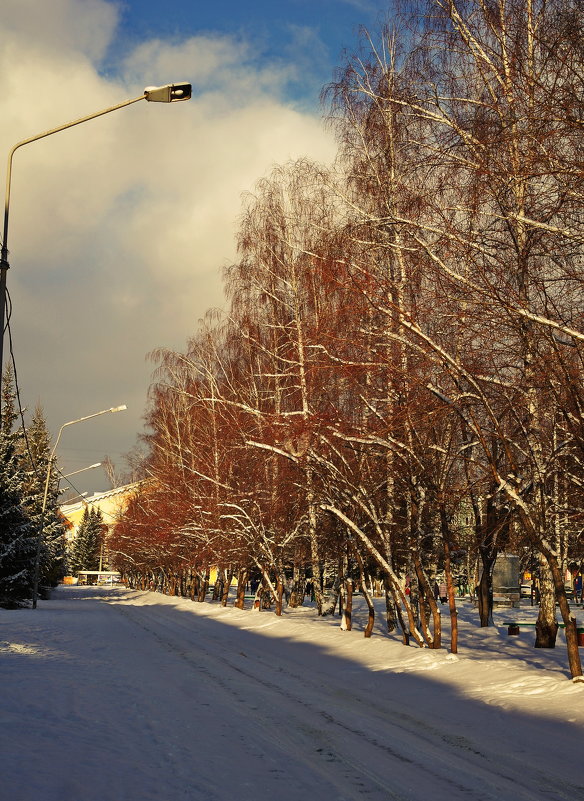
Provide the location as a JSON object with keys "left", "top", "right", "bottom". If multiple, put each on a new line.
{"left": 1, "top": 586, "right": 583, "bottom": 801}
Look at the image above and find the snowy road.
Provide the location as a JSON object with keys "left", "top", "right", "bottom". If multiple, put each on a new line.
{"left": 1, "top": 586, "right": 583, "bottom": 801}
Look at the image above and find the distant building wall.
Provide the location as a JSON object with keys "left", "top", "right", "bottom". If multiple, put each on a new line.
{"left": 60, "top": 482, "right": 142, "bottom": 557}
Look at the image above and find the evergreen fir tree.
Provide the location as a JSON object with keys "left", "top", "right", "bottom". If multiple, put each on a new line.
{"left": 68, "top": 505, "right": 88, "bottom": 576}
{"left": 0, "top": 366, "right": 36, "bottom": 607}
{"left": 86, "top": 508, "right": 105, "bottom": 571}
{"left": 21, "top": 403, "right": 67, "bottom": 587}
{"left": 69, "top": 506, "right": 104, "bottom": 575}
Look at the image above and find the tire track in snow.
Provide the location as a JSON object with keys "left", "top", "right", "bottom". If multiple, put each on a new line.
{"left": 106, "top": 594, "right": 578, "bottom": 801}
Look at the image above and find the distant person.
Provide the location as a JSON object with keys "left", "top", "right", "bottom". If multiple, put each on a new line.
{"left": 283, "top": 577, "right": 293, "bottom": 604}
{"left": 574, "top": 574, "right": 582, "bottom": 605}
{"left": 439, "top": 582, "right": 447, "bottom": 604}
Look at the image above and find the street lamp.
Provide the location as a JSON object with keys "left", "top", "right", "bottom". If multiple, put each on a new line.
{"left": 60, "top": 462, "right": 102, "bottom": 480}
{"left": 58, "top": 462, "right": 102, "bottom": 497}
{"left": 0, "top": 82, "right": 192, "bottom": 397}
{"left": 61, "top": 492, "right": 88, "bottom": 504}
{"left": 32, "top": 404, "right": 127, "bottom": 608}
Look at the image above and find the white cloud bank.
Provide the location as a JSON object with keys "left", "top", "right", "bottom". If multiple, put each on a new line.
{"left": 0, "top": 0, "right": 337, "bottom": 483}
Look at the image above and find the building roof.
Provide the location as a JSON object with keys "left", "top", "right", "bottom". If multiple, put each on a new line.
{"left": 60, "top": 481, "right": 143, "bottom": 528}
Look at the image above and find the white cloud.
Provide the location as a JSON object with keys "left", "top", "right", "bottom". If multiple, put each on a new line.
{"left": 0, "top": 0, "right": 337, "bottom": 484}
{"left": 122, "top": 35, "right": 294, "bottom": 96}
{"left": 2, "top": 0, "right": 118, "bottom": 63}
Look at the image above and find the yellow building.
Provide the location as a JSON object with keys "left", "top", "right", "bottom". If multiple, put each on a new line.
{"left": 61, "top": 482, "right": 141, "bottom": 570}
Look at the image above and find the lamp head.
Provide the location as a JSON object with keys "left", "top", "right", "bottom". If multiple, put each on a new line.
{"left": 144, "top": 83, "right": 192, "bottom": 103}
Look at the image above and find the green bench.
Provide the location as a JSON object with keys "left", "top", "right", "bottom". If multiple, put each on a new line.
{"left": 503, "top": 621, "right": 536, "bottom": 634}
{"left": 504, "top": 621, "right": 584, "bottom": 639}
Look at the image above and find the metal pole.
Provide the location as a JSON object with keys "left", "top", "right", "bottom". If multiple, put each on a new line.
{"left": 0, "top": 94, "right": 146, "bottom": 400}
{"left": 31, "top": 405, "right": 126, "bottom": 607}
{"left": 0, "top": 82, "right": 191, "bottom": 402}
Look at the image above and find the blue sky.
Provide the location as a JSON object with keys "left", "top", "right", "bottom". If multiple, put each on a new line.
{"left": 0, "top": 0, "right": 389, "bottom": 493}
{"left": 116, "top": 1, "right": 386, "bottom": 63}
{"left": 112, "top": 0, "right": 389, "bottom": 104}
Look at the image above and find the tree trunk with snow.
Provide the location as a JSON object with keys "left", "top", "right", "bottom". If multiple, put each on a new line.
{"left": 234, "top": 569, "right": 248, "bottom": 610}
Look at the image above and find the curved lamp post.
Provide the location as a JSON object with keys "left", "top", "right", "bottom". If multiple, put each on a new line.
{"left": 32, "top": 404, "right": 126, "bottom": 608}
{"left": 0, "top": 82, "right": 191, "bottom": 398}
{"left": 61, "top": 492, "right": 88, "bottom": 504}
{"left": 60, "top": 462, "right": 102, "bottom": 481}
{"left": 58, "top": 462, "right": 102, "bottom": 498}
